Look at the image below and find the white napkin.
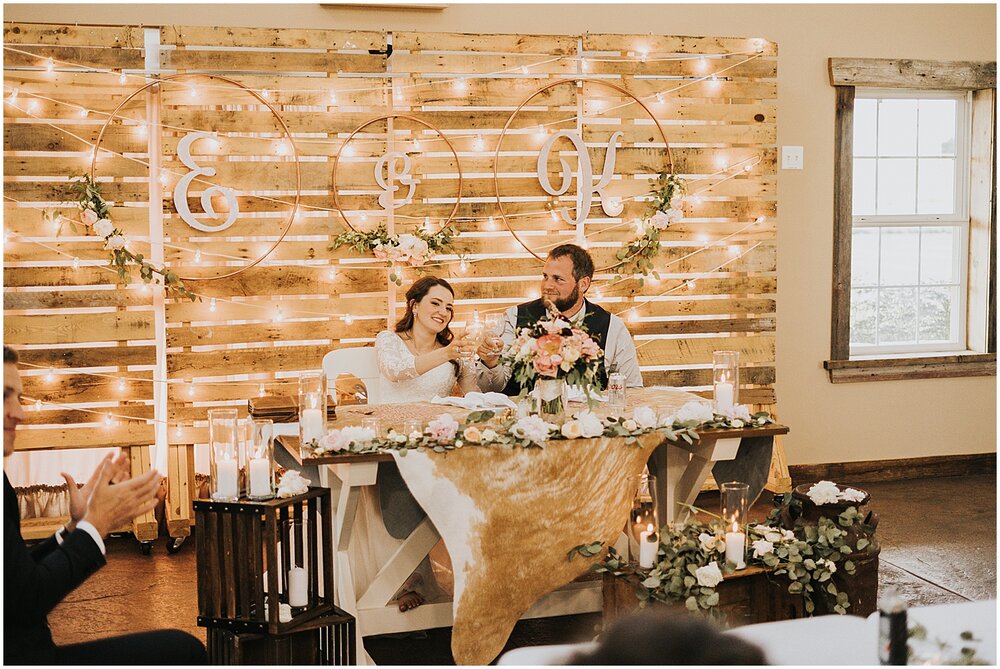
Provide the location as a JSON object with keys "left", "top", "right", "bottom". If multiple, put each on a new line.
{"left": 567, "top": 385, "right": 607, "bottom": 403}
{"left": 431, "top": 392, "right": 518, "bottom": 411}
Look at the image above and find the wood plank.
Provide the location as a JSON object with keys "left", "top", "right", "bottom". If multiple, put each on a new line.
{"left": 394, "top": 32, "right": 577, "bottom": 54}
{"left": 11, "top": 422, "right": 154, "bottom": 451}
{"left": 14, "top": 344, "right": 155, "bottom": 369}
{"left": 161, "top": 26, "right": 385, "bottom": 50}
{"left": 2, "top": 44, "right": 145, "bottom": 69}
{"left": 5, "top": 312, "right": 154, "bottom": 345}
{"left": 162, "top": 50, "right": 385, "bottom": 74}
{"left": 823, "top": 353, "right": 996, "bottom": 383}
{"left": 636, "top": 335, "right": 775, "bottom": 365}
{"left": 167, "top": 344, "right": 334, "bottom": 378}
{"left": 5, "top": 123, "right": 146, "bottom": 154}
{"left": 4, "top": 288, "right": 151, "bottom": 310}
{"left": 642, "top": 366, "right": 775, "bottom": 388}
{"left": 830, "top": 86, "right": 854, "bottom": 361}
{"left": 967, "top": 88, "right": 996, "bottom": 354}
{"left": 20, "top": 405, "right": 155, "bottom": 425}
{"left": 22, "top": 371, "right": 154, "bottom": 403}
{"left": 582, "top": 34, "right": 778, "bottom": 57}
{"left": 165, "top": 295, "right": 387, "bottom": 323}
{"left": 3, "top": 23, "right": 145, "bottom": 47}
{"left": 390, "top": 53, "right": 577, "bottom": 75}
{"left": 829, "top": 58, "right": 996, "bottom": 89}
{"left": 166, "top": 318, "right": 383, "bottom": 348}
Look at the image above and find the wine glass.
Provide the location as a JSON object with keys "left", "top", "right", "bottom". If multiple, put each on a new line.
{"left": 483, "top": 313, "right": 505, "bottom": 357}
{"left": 459, "top": 320, "right": 485, "bottom": 362}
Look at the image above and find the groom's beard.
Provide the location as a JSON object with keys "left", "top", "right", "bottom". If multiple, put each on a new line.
{"left": 553, "top": 284, "right": 581, "bottom": 313}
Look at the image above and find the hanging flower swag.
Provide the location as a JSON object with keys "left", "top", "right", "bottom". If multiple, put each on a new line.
{"left": 617, "top": 170, "right": 686, "bottom": 283}
{"left": 331, "top": 224, "right": 458, "bottom": 285}
{"left": 70, "top": 175, "right": 198, "bottom": 301}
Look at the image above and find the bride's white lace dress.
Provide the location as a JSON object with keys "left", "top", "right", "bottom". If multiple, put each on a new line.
{"left": 348, "top": 330, "right": 470, "bottom": 606}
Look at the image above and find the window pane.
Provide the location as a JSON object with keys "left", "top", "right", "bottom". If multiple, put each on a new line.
{"left": 918, "top": 286, "right": 957, "bottom": 342}
{"left": 917, "top": 158, "right": 956, "bottom": 215}
{"left": 853, "top": 158, "right": 876, "bottom": 215}
{"left": 850, "top": 288, "right": 877, "bottom": 346}
{"left": 918, "top": 99, "right": 957, "bottom": 157}
{"left": 877, "top": 99, "right": 918, "bottom": 156}
{"left": 851, "top": 228, "right": 879, "bottom": 286}
{"left": 854, "top": 98, "right": 878, "bottom": 157}
{"left": 877, "top": 287, "right": 918, "bottom": 343}
{"left": 876, "top": 159, "right": 916, "bottom": 214}
{"left": 919, "top": 226, "right": 959, "bottom": 285}
{"left": 879, "top": 226, "right": 920, "bottom": 286}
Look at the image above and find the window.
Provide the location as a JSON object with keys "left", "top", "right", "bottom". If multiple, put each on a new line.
{"left": 825, "top": 58, "right": 996, "bottom": 383}
{"left": 850, "top": 91, "right": 970, "bottom": 355}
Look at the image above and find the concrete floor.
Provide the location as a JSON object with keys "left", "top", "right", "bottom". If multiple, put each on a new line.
{"left": 45, "top": 474, "right": 996, "bottom": 664}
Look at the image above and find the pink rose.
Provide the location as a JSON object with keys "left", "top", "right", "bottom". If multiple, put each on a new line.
{"left": 81, "top": 209, "right": 98, "bottom": 225}
{"left": 533, "top": 356, "right": 558, "bottom": 377}
{"left": 427, "top": 413, "right": 459, "bottom": 443}
{"left": 372, "top": 244, "right": 389, "bottom": 260}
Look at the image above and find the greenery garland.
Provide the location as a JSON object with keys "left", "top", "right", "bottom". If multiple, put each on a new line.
{"left": 616, "top": 170, "right": 686, "bottom": 283}
{"left": 72, "top": 175, "right": 198, "bottom": 301}
{"left": 331, "top": 224, "right": 458, "bottom": 285}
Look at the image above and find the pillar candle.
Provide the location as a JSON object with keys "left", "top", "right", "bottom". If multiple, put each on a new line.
{"left": 216, "top": 458, "right": 238, "bottom": 499}
{"left": 638, "top": 524, "right": 657, "bottom": 569}
{"left": 249, "top": 457, "right": 270, "bottom": 497}
{"left": 288, "top": 567, "right": 308, "bottom": 607}
{"left": 300, "top": 408, "right": 324, "bottom": 443}
{"left": 715, "top": 382, "right": 734, "bottom": 411}
{"left": 725, "top": 530, "right": 746, "bottom": 569}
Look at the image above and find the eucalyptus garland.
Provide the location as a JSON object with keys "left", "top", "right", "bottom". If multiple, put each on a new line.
{"left": 616, "top": 170, "right": 686, "bottom": 282}
{"left": 330, "top": 224, "right": 458, "bottom": 285}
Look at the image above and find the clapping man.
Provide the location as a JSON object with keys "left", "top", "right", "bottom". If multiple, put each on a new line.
{"left": 476, "top": 243, "right": 643, "bottom": 395}
{"left": 4, "top": 345, "right": 207, "bottom": 665}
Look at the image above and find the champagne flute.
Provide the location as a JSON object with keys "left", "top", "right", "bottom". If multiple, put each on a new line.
{"left": 483, "top": 313, "right": 504, "bottom": 357}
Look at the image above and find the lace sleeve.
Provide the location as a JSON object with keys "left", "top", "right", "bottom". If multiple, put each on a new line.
{"left": 375, "top": 330, "right": 419, "bottom": 382}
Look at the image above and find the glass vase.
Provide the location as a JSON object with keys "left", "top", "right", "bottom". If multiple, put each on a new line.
{"left": 208, "top": 408, "right": 241, "bottom": 501}
{"left": 247, "top": 419, "right": 275, "bottom": 501}
{"left": 534, "top": 377, "right": 566, "bottom": 424}
{"left": 720, "top": 480, "right": 749, "bottom": 569}
{"left": 629, "top": 473, "right": 660, "bottom": 569}
{"left": 712, "top": 350, "right": 740, "bottom": 413}
{"left": 298, "top": 371, "right": 326, "bottom": 458}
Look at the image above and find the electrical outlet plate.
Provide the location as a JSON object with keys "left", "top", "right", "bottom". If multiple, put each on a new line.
{"left": 782, "top": 146, "right": 804, "bottom": 170}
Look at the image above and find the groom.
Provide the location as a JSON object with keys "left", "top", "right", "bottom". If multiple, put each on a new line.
{"left": 476, "top": 243, "right": 643, "bottom": 395}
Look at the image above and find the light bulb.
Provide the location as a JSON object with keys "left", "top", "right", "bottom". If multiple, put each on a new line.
{"left": 486, "top": 216, "right": 496, "bottom": 230}
{"left": 393, "top": 88, "right": 402, "bottom": 101}
{"left": 45, "top": 367, "right": 55, "bottom": 383}
{"left": 275, "top": 139, "right": 290, "bottom": 155}
{"left": 752, "top": 38, "right": 765, "bottom": 53}
{"left": 117, "top": 377, "right": 127, "bottom": 392}
{"left": 34, "top": 399, "right": 42, "bottom": 411}
{"left": 188, "top": 85, "right": 197, "bottom": 98}
{"left": 259, "top": 384, "right": 266, "bottom": 397}
{"left": 459, "top": 259, "right": 468, "bottom": 273}
{"left": 710, "top": 74, "right": 719, "bottom": 82}
{"left": 626, "top": 310, "right": 638, "bottom": 323}
{"left": 175, "top": 423, "right": 183, "bottom": 437}
{"left": 690, "top": 195, "right": 703, "bottom": 205}
{"left": 454, "top": 78, "right": 467, "bottom": 93}
{"left": 655, "top": 92, "right": 665, "bottom": 104}
{"left": 187, "top": 383, "right": 195, "bottom": 398}
{"left": 755, "top": 216, "right": 766, "bottom": 224}
{"left": 473, "top": 134, "right": 485, "bottom": 151}
{"left": 342, "top": 143, "right": 354, "bottom": 157}
{"left": 343, "top": 314, "right": 354, "bottom": 325}
{"left": 8, "top": 88, "right": 18, "bottom": 102}
{"left": 520, "top": 65, "right": 529, "bottom": 75}
{"left": 136, "top": 123, "right": 147, "bottom": 138}
{"left": 274, "top": 306, "right": 284, "bottom": 322}
{"left": 412, "top": 138, "right": 422, "bottom": 151}
{"left": 78, "top": 107, "right": 88, "bottom": 118}
{"left": 104, "top": 412, "right": 113, "bottom": 426}
{"left": 261, "top": 88, "right": 271, "bottom": 99}
{"left": 579, "top": 237, "right": 590, "bottom": 249}
{"left": 580, "top": 57, "right": 589, "bottom": 72}
{"left": 119, "top": 72, "right": 127, "bottom": 85}
{"left": 209, "top": 297, "right": 217, "bottom": 312}
{"left": 159, "top": 171, "right": 168, "bottom": 186}
{"left": 715, "top": 156, "right": 728, "bottom": 170}
{"left": 44, "top": 57, "right": 55, "bottom": 73}
{"left": 686, "top": 279, "right": 697, "bottom": 290}
{"left": 141, "top": 282, "right": 151, "bottom": 294}
{"left": 327, "top": 267, "right": 338, "bottom": 281}
{"left": 536, "top": 125, "right": 546, "bottom": 138}
{"left": 26, "top": 99, "right": 40, "bottom": 114}
{"left": 593, "top": 289, "right": 603, "bottom": 300}
{"left": 743, "top": 163, "right": 753, "bottom": 172}
{"left": 637, "top": 49, "right": 648, "bottom": 63}
{"left": 698, "top": 234, "right": 711, "bottom": 247}
{"left": 329, "top": 90, "right": 338, "bottom": 104}
{"left": 528, "top": 288, "right": 540, "bottom": 300}
{"left": 550, "top": 209, "right": 559, "bottom": 223}
{"left": 194, "top": 249, "right": 202, "bottom": 263}
{"left": 424, "top": 216, "right": 431, "bottom": 228}
{"left": 358, "top": 211, "right": 368, "bottom": 222}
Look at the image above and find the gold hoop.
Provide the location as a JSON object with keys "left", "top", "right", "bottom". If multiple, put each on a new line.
{"left": 493, "top": 78, "right": 674, "bottom": 270}
{"left": 91, "top": 73, "right": 301, "bottom": 282}
{"left": 331, "top": 114, "right": 464, "bottom": 233}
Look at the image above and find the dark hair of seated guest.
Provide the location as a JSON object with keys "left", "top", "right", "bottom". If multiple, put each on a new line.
{"left": 567, "top": 609, "right": 768, "bottom": 665}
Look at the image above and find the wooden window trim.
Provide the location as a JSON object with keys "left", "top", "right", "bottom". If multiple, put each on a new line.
{"left": 827, "top": 58, "right": 997, "bottom": 383}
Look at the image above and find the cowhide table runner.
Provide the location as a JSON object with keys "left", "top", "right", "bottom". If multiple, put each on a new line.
{"left": 383, "top": 387, "right": 703, "bottom": 665}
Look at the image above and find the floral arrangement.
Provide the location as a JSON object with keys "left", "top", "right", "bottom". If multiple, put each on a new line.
{"left": 71, "top": 175, "right": 198, "bottom": 300}
{"left": 590, "top": 483, "right": 877, "bottom": 620}
{"left": 617, "top": 170, "right": 686, "bottom": 282}
{"left": 331, "top": 224, "right": 457, "bottom": 285}
{"left": 300, "top": 400, "right": 773, "bottom": 458}
{"left": 501, "top": 314, "right": 605, "bottom": 397}
{"left": 275, "top": 469, "right": 311, "bottom": 498}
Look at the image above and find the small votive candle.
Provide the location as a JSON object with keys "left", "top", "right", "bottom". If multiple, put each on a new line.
{"left": 638, "top": 523, "right": 658, "bottom": 569}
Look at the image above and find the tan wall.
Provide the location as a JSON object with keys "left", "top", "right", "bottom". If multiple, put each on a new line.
{"left": 5, "top": 3, "right": 996, "bottom": 466}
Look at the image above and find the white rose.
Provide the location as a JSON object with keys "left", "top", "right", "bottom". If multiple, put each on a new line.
{"left": 396, "top": 234, "right": 427, "bottom": 262}
{"left": 730, "top": 419, "right": 745, "bottom": 428}
{"left": 718, "top": 403, "right": 752, "bottom": 421}
{"left": 104, "top": 234, "right": 127, "bottom": 250}
{"left": 511, "top": 415, "right": 554, "bottom": 444}
{"left": 632, "top": 406, "right": 657, "bottom": 430}
{"left": 752, "top": 539, "right": 774, "bottom": 558}
{"left": 694, "top": 561, "right": 724, "bottom": 588}
{"left": 560, "top": 420, "right": 583, "bottom": 439}
{"left": 839, "top": 488, "right": 867, "bottom": 503}
{"left": 698, "top": 532, "right": 721, "bottom": 553}
{"left": 674, "top": 401, "right": 714, "bottom": 424}
{"left": 663, "top": 206, "right": 684, "bottom": 223}
{"left": 481, "top": 428, "right": 498, "bottom": 443}
{"left": 81, "top": 209, "right": 98, "bottom": 225}
{"left": 764, "top": 530, "right": 783, "bottom": 543}
{"left": 575, "top": 411, "right": 605, "bottom": 438}
{"left": 659, "top": 413, "right": 677, "bottom": 427}
{"left": 782, "top": 529, "right": 795, "bottom": 542}
{"left": 807, "top": 480, "right": 842, "bottom": 505}
{"left": 648, "top": 210, "right": 672, "bottom": 230}
{"left": 827, "top": 560, "right": 837, "bottom": 574}
{"left": 622, "top": 418, "right": 638, "bottom": 431}
{"left": 276, "top": 469, "right": 311, "bottom": 498}
{"left": 93, "top": 218, "right": 114, "bottom": 237}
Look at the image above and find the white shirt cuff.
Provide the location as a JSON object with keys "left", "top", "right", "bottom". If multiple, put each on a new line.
{"left": 75, "top": 520, "right": 107, "bottom": 555}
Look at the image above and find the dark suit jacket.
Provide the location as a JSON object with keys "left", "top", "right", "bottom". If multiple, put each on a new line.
{"left": 4, "top": 473, "right": 106, "bottom": 664}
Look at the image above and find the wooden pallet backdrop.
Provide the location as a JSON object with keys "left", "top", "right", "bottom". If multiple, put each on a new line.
{"left": 3, "top": 23, "right": 785, "bottom": 539}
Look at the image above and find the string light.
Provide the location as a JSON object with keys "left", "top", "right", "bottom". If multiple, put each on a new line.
{"left": 343, "top": 314, "right": 354, "bottom": 325}
{"left": 49, "top": 214, "right": 61, "bottom": 234}
{"left": 193, "top": 249, "right": 202, "bottom": 263}
{"left": 258, "top": 384, "right": 266, "bottom": 397}
{"left": 188, "top": 85, "right": 198, "bottom": 99}
{"left": 117, "top": 377, "right": 127, "bottom": 392}
{"left": 743, "top": 163, "right": 753, "bottom": 172}
{"left": 342, "top": 143, "right": 354, "bottom": 157}
{"left": 689, "top": 195, "right": 703, "bottom": 205}
{"left": 119, "top": 71, "right": 127, "bottom": 85}
{"left": 454, "top": 78, "right": 468, "bottom": 93}
{"left": 159, "top": 171, "right": 168, "bottom": 186}
{"left": 327, "top": 267, "right": 338, "bottom": 281}
{"left": 686, "top": 279, "right": 697, "bottom": 290}
{"left": 412, "top": 137, "right": 422, "bottom": 151}
{"left": 549, "top": 209, "right": 559, "bottom": 223}
{"left": 520, "top": 65, "right": 530, "bottom": 75}
{"left": 755, "top": 216, "right": 766, "bottom": 224}
{"left": 261, "top": 88, "right": 271, "bottom": 99}
{"left": 274, "top": 306, "right": 284, "bottom": 322}
{"left": 187, "top": 383, "right": 196, "bottom": 398}
{"left": 135, "top": 123, "right": 147, "bottom": 139}
{"left": 77, "top": 107, "right": 88, "bottom": 118}
{"left": 104, "top": 412, "right": 113, "bottom": 426}
{"left": 527, "top": 288, "right": 540, "bottom": 300}
{"left": 175, "top": 423, "right": 183, "bottom": 438}
{"left": 140, "top": 282, "right": 151, "bottom": 294}
{"left": 275, "top": 139, "right": 291, "bottom": 155}
{"left": 329, "top": 90, "right": 338, "bottom": 105}
{"left": 580, "top": 56, "right": 589, "bottom": 72}
{"left": 473, "top": 134, "right": 485, "bottom": 151}
{"left": 7, "top": 88, "right": 18, "bottom": 102}
{"left": 26, "top": 99, "right": 40, "bottom": 114}
{"left": 637, "top": 49, "right": 649, "bottom": 63}
{"left": 209, "top": 297, "right": 217, "bottom": 312}
{"left": 752, "top": 38, "right": 766, "bottom": 53}
{"left": 486, "top": 216, "right": 497, "bottom": 230}
{"left": 459, "top": 258, "right": 469, "bottom": 273}
{"left": 45, "top": 367, "right": 55, "bottom": 383}
{"left": 728, "top": 244, "right": 741, "bottom": 257}
{"left": 44, "top": 57, "right": 54, "bottom": 73}
{"left": 34, "top": 399, "right": 42, "bottom": 411}
{"left": 535, "top": 125, "right": 546, "bottom": 139}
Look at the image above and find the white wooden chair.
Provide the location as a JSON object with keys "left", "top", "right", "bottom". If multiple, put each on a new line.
{"left": 322, "top": 346, "right": 383, "bottom": 406}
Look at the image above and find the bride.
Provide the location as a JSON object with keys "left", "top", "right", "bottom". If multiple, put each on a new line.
{"left": 351, "top": 276, "right": 474, "bottom": 612}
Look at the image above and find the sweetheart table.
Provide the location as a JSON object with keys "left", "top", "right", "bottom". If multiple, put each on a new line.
{"left": 278, "top": 387, "right": 788, "bottom": 664}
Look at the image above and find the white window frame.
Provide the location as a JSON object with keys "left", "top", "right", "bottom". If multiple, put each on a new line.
{"left": 849, "top": 88, "right": 972, "bottom": 356}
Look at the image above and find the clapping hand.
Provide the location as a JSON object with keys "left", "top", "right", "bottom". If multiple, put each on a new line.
{"left": 61, "top": 451, "right": 130, "bottom": 533}
{"left": 81, "top": 460, "right": 161, "bottom": 539}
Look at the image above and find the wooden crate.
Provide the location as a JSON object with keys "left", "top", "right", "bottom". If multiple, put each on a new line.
{"left": 603, "top": 565, "right": 806, "bottom": 627}
{"left": 207, "top": 610, "right": 356, "bottom": 665}
{"left": 194, "top": 487, "right": 334, "bottom": 635}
